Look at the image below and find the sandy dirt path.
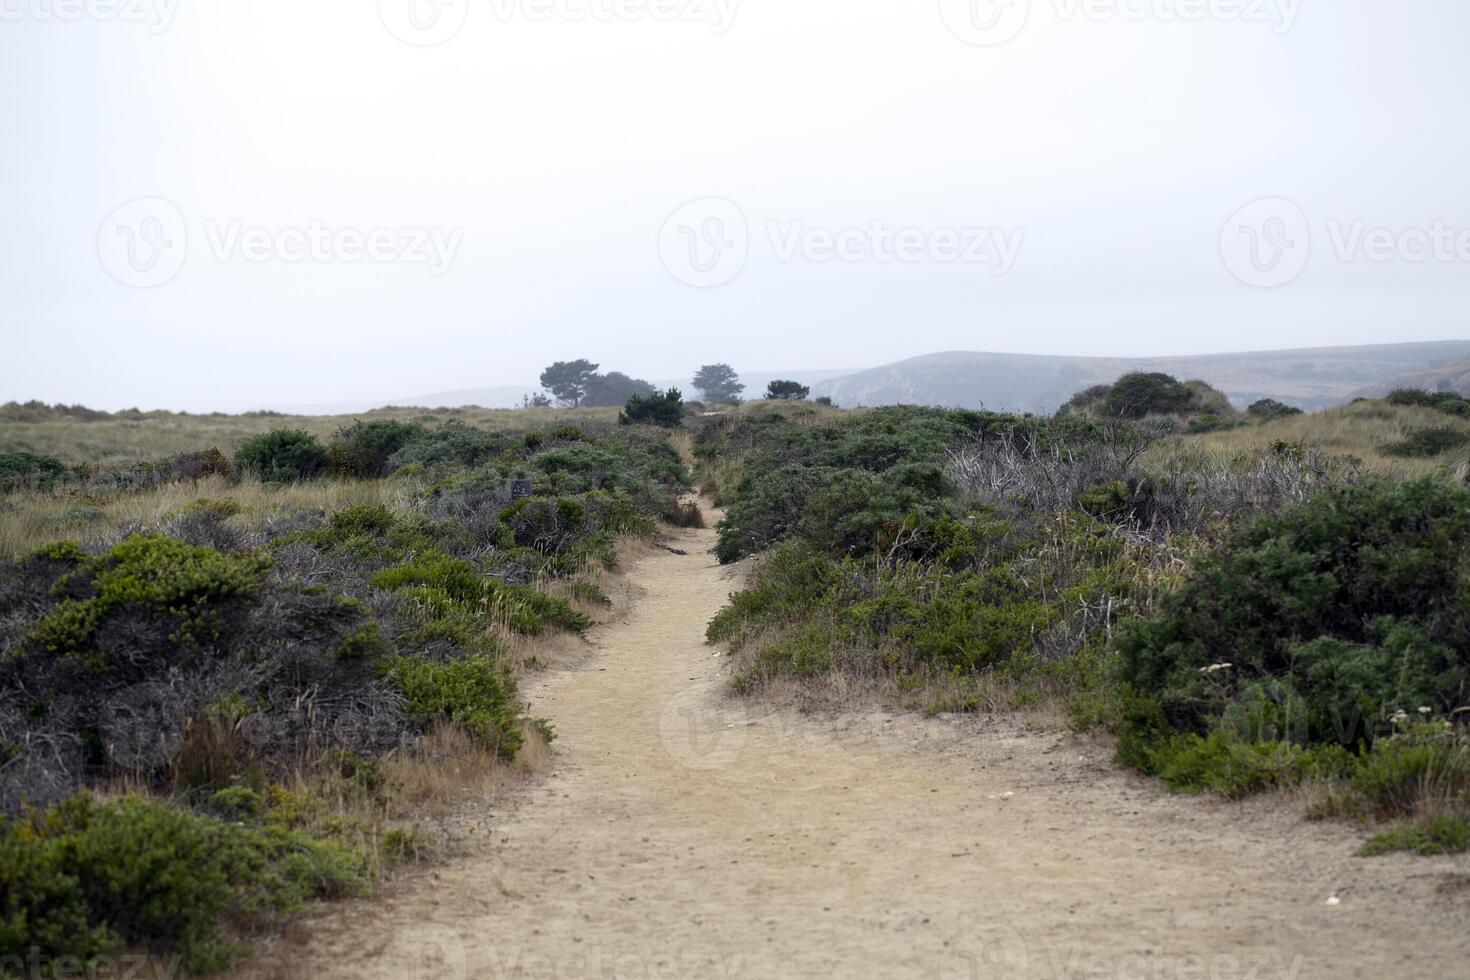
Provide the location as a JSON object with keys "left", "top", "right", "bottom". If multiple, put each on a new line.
{"left": 245, "top": 515, "right": 1469, "bottom": 980}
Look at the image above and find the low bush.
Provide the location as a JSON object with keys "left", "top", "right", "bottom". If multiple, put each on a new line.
{"left": 233, "top": 430, "right": 327, "bottom": 482}
{"left": 380, "top": 655, "right": 523, "bottom": 759}
{"left": 619, "top": 388, "right": 684, "bottom": 428}
{"left": 326, "top": 420, "right": 427, "bottom": 477}
{"left": 1102, "top": 373, "right": 1194, "bottom": 419}
{"left": 1247, "top": 398, "right": 1305, "bottom": 421}
{"left": 372, "top": 553, "right": 591, "bottom": 635}
{"left": 0, "top": 452, "right": 67, "bottom": 491}
{"left": 387, "top": 421, "right": 509, "bottom": 471}
{"left": 1380, "top": 427, "right": 1470, "bottom": 458}
{"left": 1360, "top": 813, "right": 1470, "bottom": 857}
{"left": 1115, "top": 476, "right": 1470, "bottom": 751}
{"left": 0, "top": 415, "right": 692, "bottom": 966}
{"left": 28, "top": 534, "right": 273, "bottom": 670}
{"left": 1385, "top": 388, "right": 1470, "bottom": 418}
{"left": 0, "top": 793, "right": 363, "bottom": 972}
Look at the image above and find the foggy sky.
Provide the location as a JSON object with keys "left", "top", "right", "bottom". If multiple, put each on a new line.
{"left": 3, "top": 0, "right": 1469, "bottom": 411}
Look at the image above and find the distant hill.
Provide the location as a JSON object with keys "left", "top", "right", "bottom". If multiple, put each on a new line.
{"left": 811, "top": 342, "right": 1470, "bottom": 413}
{"left": 1349, "top": 359, "right": 1470, "bottom": 400}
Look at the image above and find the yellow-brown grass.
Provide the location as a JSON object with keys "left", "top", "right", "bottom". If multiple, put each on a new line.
{"left": 0, "top": 472, "right": 430, "bottom": 555}
{"left": 1153, "top": 400, "right": 1470, "bottom": 477}
{"left": 0, "top": 405, "right": 621, "bottom": 466}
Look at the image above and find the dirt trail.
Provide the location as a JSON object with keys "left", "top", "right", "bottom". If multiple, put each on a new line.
{"left": 248, "top": 515, "right": 1468, "bottom": 980}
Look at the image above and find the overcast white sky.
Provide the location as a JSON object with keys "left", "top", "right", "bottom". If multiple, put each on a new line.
{"left": 3, "top": 0, "right": 1469, "bottom": 411}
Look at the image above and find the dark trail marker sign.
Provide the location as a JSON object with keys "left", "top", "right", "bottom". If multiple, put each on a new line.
{"left": 510, "top": 479, "right": 533, "bottom": 500}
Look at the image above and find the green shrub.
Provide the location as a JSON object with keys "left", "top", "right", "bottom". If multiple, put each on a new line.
{"left": 0, "top": 793, "right": 363, "bottom": 972}
{"left": 1115, "top": 476, "right": 1470, "bottom": 751}
{"left": 1102, "top": 373, "right": 1193, "bottom": 419}
{"left": 326, "top": 420, "right": 427, "bottom": 478}
{"left": 619, "top": 388, "right": 684, "bottom": 428}
{"left": 764, "top": 380, "right": 810, "bottom": 401}
{"left": 734, "top": 625, "right": 834, "bottom": 692}
{"left": 0, "top": 452, "right": 67, "bottom": 489}
{"left": 334, "top": 621, "right": 391, "bottom": 661}
{"left": 1385, "top": 388, "right": 1470, "bottom": 418}
{"left": 1380, "top": 427, "right": 1470, "bottom": 458}
{"left": 173, "top": 498, "right": 243, "bottom": 521}
{"left": 387, "top": 421, "right": 508, "bottom": 471}
{"left": 28, "top": 535, "right": 272, "bottom": 668}
{"left": 1349, "top": 722, "right": 1470, "bottom": 819}
{"left": 1246, "top": 399, "right": 1305, "bottom": 421}
{"left": 1360, "top": 813, "right": 1470, "bottom": 856}
{"left": 371, "top": 554, "right": 590, "bottom": 635}
{"left": 329, "top": 504, "right": 397, "bottom": 537}
{"left": 380, "top": 655, "right": 523, "bottom": 758}
{"left": 233, "top": 430, "right": 327, "bottom": 482}
{"left": 1186, "top": 413, "right": 1241, "bottom": 434}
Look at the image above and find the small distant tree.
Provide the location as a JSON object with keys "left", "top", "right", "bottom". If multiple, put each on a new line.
{"left": 584, "top": 371, "right": 657, "bottom": 407}
{"left": 620, "top": 388, "right": 684, "bottom": 427}
{"left": 539, "top": 360, "right": 599, "bottom": 407}
{"left": 692, "top": 364, "right": 745, "bottom": 404}
{"left": 1102, "top": 373, "right": 1192, "bottom": 419}
{"left": 520, "top": 392, "right": 553, "bottom": 409}
{"left": 765, "top": 380, "right": 810, "bottom": 401}
{"left": 1246, "top": 398, "right": 1304, "bottom": 421}
{"left": 814, "top": 396, "right": 834, "bottom": 407}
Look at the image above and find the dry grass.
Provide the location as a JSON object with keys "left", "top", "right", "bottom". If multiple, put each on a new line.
{"left": 0, "top": 405, "right": 621, "bottom": 466}
{"left": 1164, "top": 401, "right": 1470, "bottom": 476}
{"left": 0, "top": 472, "right": 431, "bottom": 555}
{"left": 380, "top": 724, "right": 548, "bottom": 822}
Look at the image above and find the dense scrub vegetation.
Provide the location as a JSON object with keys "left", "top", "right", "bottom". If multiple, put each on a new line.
{"left": 697, "top": 393, "right": 1470, "bottom": 855}
{"left": 0, "top": 415, "right": 691, "bottom": 969}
